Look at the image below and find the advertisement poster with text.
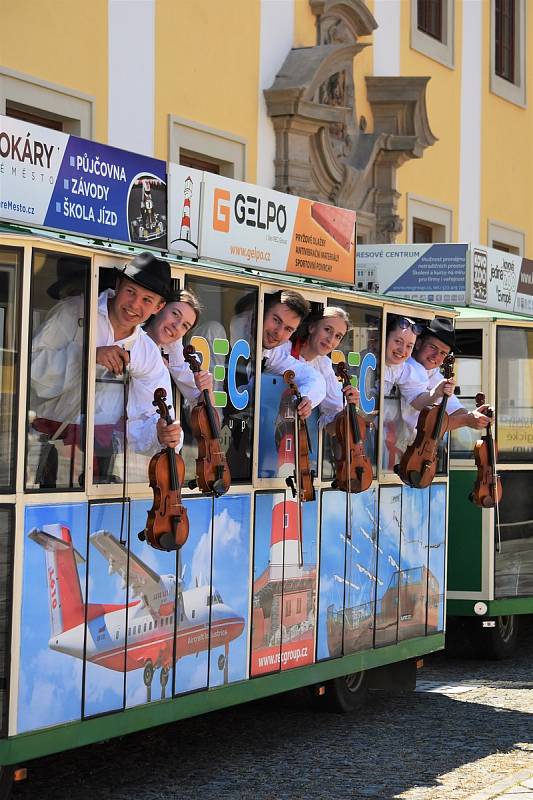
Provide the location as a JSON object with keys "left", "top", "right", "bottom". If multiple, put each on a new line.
{"left": 199, "top": 173, "right": 356, "bottom": 284}
{"left": 356, "top": 243, "right": 468, "bottom": 304}
{"left": 470, "top": 246, "right": 533, "bottom": 315}
{"left": 0, "top": 114, "right": 167, "bottom": 247}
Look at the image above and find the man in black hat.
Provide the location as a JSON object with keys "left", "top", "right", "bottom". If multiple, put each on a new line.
{"left": 400, "top": 317, "right": 491, "bottom": 433}
{"left": 31, "top": 252, "right": 181, "bottom": 486}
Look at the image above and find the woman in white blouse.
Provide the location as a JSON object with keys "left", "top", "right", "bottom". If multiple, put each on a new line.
{"left": 144, "top": 289, "right": 215, "bottom": 405}
{"left": 280, "top": 306, "right": 358, "bottom": 434}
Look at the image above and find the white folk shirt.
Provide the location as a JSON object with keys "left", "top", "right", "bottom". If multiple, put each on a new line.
{"left": 400, "top": 356, "right": 463, "bottom": 434}
{"left": 263, "top": 342, "right": 326, "bottom": 409}
{"left": 31, "top": 289, "right": 175, "bottom": 454}
{"left": 165, "top": 339, "right": 200, "bottom": 403}
{"left": 284, "top": 345, "right": 343, "bottom": 428}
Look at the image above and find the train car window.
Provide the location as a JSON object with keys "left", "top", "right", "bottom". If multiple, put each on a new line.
{"left": 450, "top": 329, "right": 483, "bottom": 459}
{"left": 495, "top": 471, "right": 533, "bottom": 598}
{"left": 182, "top": 277, "right": 258, "bottom": 484}
{"left": 26, "top": 250, "right": 90, "bottom": 490}
{"left": 322, "top": 304, "right": 380, "bottom": 484}
{"left": 496, "top": 326, "right": 533, "bottom": 463}
{"left": 0, "top": 248, "right": 21, "bottom": 491}
{"left": 0, "top": 506, "right": 13, "bottom": 735}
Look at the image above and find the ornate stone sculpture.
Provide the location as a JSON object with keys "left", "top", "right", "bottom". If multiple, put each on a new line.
{"left": 264, "top": 0, "right": 437, "bottom": 243}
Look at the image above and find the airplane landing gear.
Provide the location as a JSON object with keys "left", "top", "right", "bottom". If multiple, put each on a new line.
{"left": 143, "top": 659, "right": 154, "bottom": 702}
{"left": 160, "top": 666, "right": 170, "bottom": 699}
{"left": 218, "top": 643, "right": 230, "bottom": 684}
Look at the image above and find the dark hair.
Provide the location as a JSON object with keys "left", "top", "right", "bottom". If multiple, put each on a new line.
{"left": 264, "top": 290, "right": 311, "bottom": 321}
{"left": 386, "top": 315, "right": 424, "bottom": 338}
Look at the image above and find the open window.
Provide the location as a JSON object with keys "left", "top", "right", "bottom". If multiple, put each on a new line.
{"left": 25, "top": 249, "right": 90, "bottom": 491}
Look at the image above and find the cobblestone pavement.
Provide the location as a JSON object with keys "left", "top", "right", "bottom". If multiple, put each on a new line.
{"left": 13, "top": 620, "right": 533, "bottom": 800}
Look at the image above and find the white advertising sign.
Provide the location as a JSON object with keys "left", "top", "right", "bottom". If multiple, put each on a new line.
{"left": 470, "top": 246, "right": 533, "bottom": 314}
{"left": 356, "top": 244, "right": 468, "bottom": 304}
{"left": 198, "top": 173, "right": 356, "bottom": 284}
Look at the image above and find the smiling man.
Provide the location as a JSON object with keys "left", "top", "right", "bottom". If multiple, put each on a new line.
{"left": 261, "top": 290, "right": 326, "bottom": 418}
{"left": 31, "top": 252, "right": 181, "bottom": 485}
{"left": 400, "top": 317, "right": 491, "bottom": 433}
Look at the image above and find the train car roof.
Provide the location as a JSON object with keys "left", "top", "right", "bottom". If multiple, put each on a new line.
{"left": 0, "top": 222, "right": 455, "bottom": 316}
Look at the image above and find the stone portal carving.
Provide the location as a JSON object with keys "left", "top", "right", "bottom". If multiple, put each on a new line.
{"left": 264, "top": 0, "right": 437, "bottom": 243}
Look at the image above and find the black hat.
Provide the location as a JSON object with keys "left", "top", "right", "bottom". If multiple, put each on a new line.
{"left": 47, "top": 256, "right": 89, "bottom": 299}
{"left": 422, "top": 317, "right": 456, "bottom": 350}
{"left": 115, "top": 252, "right": 171, "bottom": 299}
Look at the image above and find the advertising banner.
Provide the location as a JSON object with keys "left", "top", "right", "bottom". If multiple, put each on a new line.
{"left": 167, "top": 163, "right": 203, "bottom": 258}
{"left": 470, "top": 246, "right": 533, "bottom": 314}
{"left": 355, "top": 243, "right": 468, "bottom": 304}
{"left": 199, "top": 172, "right": 356, "bottom": 284}
{"left": 0, "top": 114, "right": 167, "bottom": 247}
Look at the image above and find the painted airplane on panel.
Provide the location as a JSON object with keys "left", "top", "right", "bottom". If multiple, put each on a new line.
{"left": 29, "top": 524, "right": 245, "bottom": 700}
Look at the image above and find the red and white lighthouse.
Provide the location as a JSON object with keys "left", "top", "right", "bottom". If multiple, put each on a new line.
{"left": 180, "top": 175, "right": 193, "bottom": 241}
{"left": 269, "top": 498, "right": 302, "bottom": 580}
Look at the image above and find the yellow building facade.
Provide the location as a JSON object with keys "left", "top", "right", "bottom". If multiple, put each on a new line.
{"left": 0, "top": 0, "right": 531, "bottom": 252}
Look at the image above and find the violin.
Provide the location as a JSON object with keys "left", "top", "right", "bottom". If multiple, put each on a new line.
{"left": 395, "top": 354, "right": 455, "bottom": 489}
{"left": 333, "top": 362, "right": 373, "bottom": 494}
{"left": 139, "top": 388, "right": 189, "bottom": 551}
{"left": 183, "top": 345, "right": 231, "bottom": 497}
{"left": 469, "top": 392, "right": 502, "bottom": 508}
{"left": 283, "top": 370, "right": 315, "bottom": 503}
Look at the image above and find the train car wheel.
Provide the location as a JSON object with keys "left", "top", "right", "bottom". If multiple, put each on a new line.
{"left": 321, "top": 671, "right": 369, "bottom": 713}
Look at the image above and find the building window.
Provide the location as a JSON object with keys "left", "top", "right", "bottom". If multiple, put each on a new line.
{"left": 413, "top": 221, "right": 434, "bottom": 243}
{"left": 5, "top": 102, "right": 63, "bottom": 131}
{"left": 169, "top": 115, "right": 247, "bottom": 179}
{"left": 495, "top": 0, "right": 515, "bottom": 81}
{"left": 0, "top": 67, "right": 94, "bottom": 137}
{"left": 488, "top": 221, "right": 525, "bottom": 255}
{"left": 180, "top": 153, "right": 220, "bottom": 175}
{"left": 490, "top": 0, "right": 526, "bottom": 106}
{"left": 417, "top": 0, "right": 443, "bottom": 41}
{"left": 407, "top": 195, "right": 453, "bottom": 243}
{"left": 411, "top": 0, "right": 454, "bottom": 68}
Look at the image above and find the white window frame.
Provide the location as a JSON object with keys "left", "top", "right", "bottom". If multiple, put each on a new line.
{"left": 410, "top": 0, "right": 455, "bottom": 69}
{"left": 0, "top": 67, "right": 94, "bottom": 137}
{"left": 488, "top": 220, "right": 525, "bottom": 255}
{"left": 169, "top": 115, "right": 247, "bottom": 180}
{"left": 490, "top": 0, "right": 526, "bottom": 107}
{"left": 407, "top": 194, "right": 453, "bottom": 243}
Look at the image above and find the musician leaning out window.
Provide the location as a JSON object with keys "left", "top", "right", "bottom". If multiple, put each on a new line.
{"left": 30, "top": 253, "right": 182, "bottom": 483}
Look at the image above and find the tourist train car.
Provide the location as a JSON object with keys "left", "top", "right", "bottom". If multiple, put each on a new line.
{"left": 357, "top": 243, "right": 533, "bottom": 659}
{"left": 0, "top": 115, "right": 451, "bottom": 788}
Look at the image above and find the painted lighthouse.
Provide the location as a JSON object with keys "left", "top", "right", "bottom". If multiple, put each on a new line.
{"left": 251, "top": 385, "right": 317, "bottom": 675}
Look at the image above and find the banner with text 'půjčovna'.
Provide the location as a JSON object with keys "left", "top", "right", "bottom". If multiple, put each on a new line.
{"left": 0, "top": 115, "right": 167, "bottom": 248}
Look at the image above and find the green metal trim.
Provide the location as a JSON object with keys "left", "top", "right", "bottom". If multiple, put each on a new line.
{"left": 447, "top": 597, "right": 533, "bottom": 617}
{"left": 0, "top": 634, "right": 443, "bottom": 766}
{"left": 447, "top": 470, "right": 483, "bottom": 592}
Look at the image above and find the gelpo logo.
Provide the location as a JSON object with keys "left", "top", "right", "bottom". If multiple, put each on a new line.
{"left": 472, "top": 249, "right": 488, "bottom": 303}
{"left": 213, "top": 188, "right": 231, "bottom": 233}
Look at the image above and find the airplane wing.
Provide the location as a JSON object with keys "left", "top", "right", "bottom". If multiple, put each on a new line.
{"left": 90, "top": 530, "right": 163, "bottom": 607}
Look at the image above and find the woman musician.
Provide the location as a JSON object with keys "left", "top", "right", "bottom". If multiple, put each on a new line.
{"left": 144, "top": 289, "right": 215, "bottom": 411}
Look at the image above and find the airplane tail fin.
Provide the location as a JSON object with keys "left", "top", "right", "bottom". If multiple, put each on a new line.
{"left": 29, "top": 524, "right": 86, "bottom": 636}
